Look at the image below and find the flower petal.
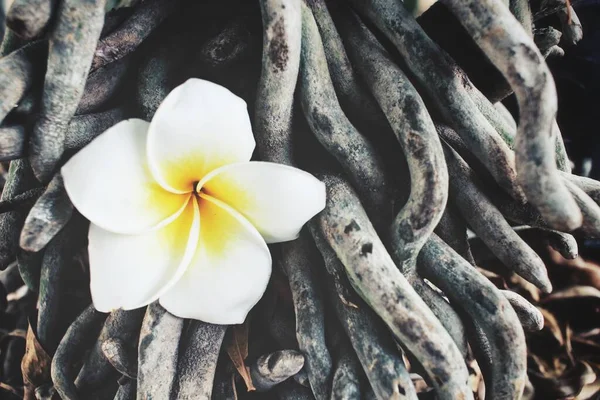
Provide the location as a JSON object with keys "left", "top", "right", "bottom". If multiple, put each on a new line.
{"left": 89, "top": 196, "right": 199, "bottom": 312}
{"left": 159, "top": 193, "right": 271, "bottom": 324}
{"left": 200, "top": 162, "right": 326, "bottom": 243}
{"left": 62, "top": 119, "right": 188, "bottom": 234}
{"left": 146, "top": 79, "right": 255, "bottom": 194}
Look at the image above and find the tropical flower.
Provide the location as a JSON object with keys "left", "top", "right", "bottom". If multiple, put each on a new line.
{"left": 61, "top": 78, "right": 325, "bottom": 324}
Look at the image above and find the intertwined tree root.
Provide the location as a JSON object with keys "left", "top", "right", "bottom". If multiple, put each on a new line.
{"left": 0, "top": 0, "right": 596, "bottom": 399}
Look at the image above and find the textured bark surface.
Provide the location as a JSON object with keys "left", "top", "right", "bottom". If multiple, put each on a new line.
{"left": 0, "top": 0, "right": 597, "bottom": 398}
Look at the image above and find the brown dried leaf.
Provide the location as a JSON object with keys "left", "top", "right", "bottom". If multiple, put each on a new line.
{"left": 542, "top": 286, "right": 600, "bottom": 303}
{"left": 0, "top": 382, "right": 23, "bottom": 397}
{"left": 232, "top": 374, "right": 239, "bottom": 400}
{"left": 567, "top": 324, "right": 576, "bottom": 366}
{"left": 410, "top": 373, "right": 431, "bottom": 393}
{"left": 9, "top": 329, "right": 27, "bottom": 339}
{"left": 577, "top": 376, "right": 600, "bottom": 400}
{"left": 477, "top": 267, "right": 509, "bottom": 290}
{"left": 540, "top": 307, "right": 565, "bottom": 346}
{"left": 509, "top": 273, "right": 541, "bottom": 302}
{"left": 21, "top": 319, "right": 52, "bottom": 399}
{"left": 529, "top": 361, "right": 596, "bottom": 399}
{"left": 225, "top": 321, "right": 255, "bottom": 391}
{"left": 467, "top": 356, "right": 484, "bottom": 398}
{"left": 572, "top": 337, "right": 600, "bottom": 351}
{"left": 530, "top": 353, "right": 551, "bottom": 376}
{"left": 579, "top": 328, "right": 600, "bottom": 339}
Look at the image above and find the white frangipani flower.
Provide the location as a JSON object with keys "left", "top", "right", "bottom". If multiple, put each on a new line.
{"left": 61, "top": 78, "right": 326, "bottom": 324}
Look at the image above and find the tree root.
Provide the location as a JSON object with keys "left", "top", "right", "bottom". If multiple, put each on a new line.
{"left": 280, "top": 233, "right": 332, "bottom": 399}
{"left": 137, "top": 302, "right": 183, "bottom": 399}
{"left": 255, "top": 0, "right": 301, "bottom": 165}
{"left": 0, "top": 41, "right": 45, "bottom": 126}
{"left": 91, "top": 0, "right": 176, "bottom": 71}
{"left": 250, "top": 350, "right": 305, "bottom": 392}
{"left": 442, "top": 0, "right": 581, "bottom": 231}
{"left": 1, "top": 0, "right": 598, "bottom": 398}
{"left": 443, "top": 142, "right": 552, "bottom": 292}
{"left": 349, "top": 0, "right": 522, "bottom": 202}
{"left": 170, "top": 321, "right": 226, "bottom": 399}
{"left": 312, "top": 227, "right": 418, "bottom": 399}
{"left": 419, "top": 234, "right": 527, "bottom": 400}
{"left": 313, "top": 172, "right": 472, "bottom": 400}
{"left": 300, "top": 3, "right": 390, "bottom": 224}
{"left": 20, "top": 173, "right": 72, "bottom": 252}
{"left": 5, "top": 0, "right": 55, "bottom": 40}
{"left": 51, "top": 305, "right": 108, "bottom": 400}
{"left": 29, "top": 0, "right": 105, "bottom": 183}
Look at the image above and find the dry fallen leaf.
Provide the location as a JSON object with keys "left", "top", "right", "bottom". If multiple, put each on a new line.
{"left": 529, "top": 360, "right": 596, "bottom": 399}
{"left": 0, "top": 382, "right": 22, "bottom": 398}
{"left": 225, "top": 320, "right": 255, "bottom": 391}
{"left": 21, "top": 318, "right": 53, "bottom": 400}
{"left": 509, "top": 273, "right": 542, "bottom": 302}
{"left": 548, "top": 250, "right": 600, "bottom": 290}
{"left": 542, "top": 286, "right": 600, "bottom": 303}
{"left": 577, "top": 375, "right": 600, "bottom": 400}
{"left": 539, "top": 307, "right": 565, "bottom": 346}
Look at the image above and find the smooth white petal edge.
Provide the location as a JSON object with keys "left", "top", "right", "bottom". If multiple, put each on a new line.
{"left": 200, "top": 162, "right": 326, "bottom": 243}
{"left": 89, "top": 196, "right": 199, "bottom": 312}
{"left": 62, "top": 119, "right": 189, "bottom": 234}
{"left": 146, "top": 78, "right": 256, "bottom": 194}
{"left": 159, "top": 193, "right": 271, "bottom": 324}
